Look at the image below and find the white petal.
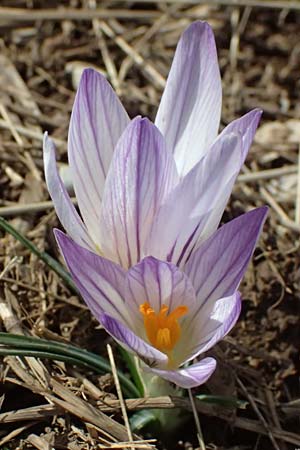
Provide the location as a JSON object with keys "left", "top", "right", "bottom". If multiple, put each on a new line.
{"left": 177, "top": 292, "right": 241, "bottom": 363}
{"left": 101, "top": 313, "right": 168, "bottom": 369}
{"left": 155, "top": 22, "right": 222, "bottom": 176}
{"left": 124, "top": 256, "right": 196, "bottom": 332}
{"left": 145, "top": 357, "right": 217, "bottom": 388}
{"left": 68, "top": 68, "right": 130, "bottom": 245}
{"left": 55, "top": 230, "right": 130, "bottom": 326}
{"left": 145, "top": 133, "right": 241, "bottom": 266}
{"left": 99, "top": 117, "right": 178, "bottom": 268}
{"left": 185, "top": 207, "right": 268, "bottom": 311}
{"left": 43, "top": 133, "right": 94, "bottom": 251}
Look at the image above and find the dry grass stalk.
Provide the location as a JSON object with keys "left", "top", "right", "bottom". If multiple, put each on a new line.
{"left": 107, "top": 344, "right": 135, "bottom": 448}
{"left": 0, "top": 2, "right": 299, "bottom": 448}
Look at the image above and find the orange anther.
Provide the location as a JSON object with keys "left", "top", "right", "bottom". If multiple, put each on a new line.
{"left": 139, "top": 302, "right": 188, "bottom": 354}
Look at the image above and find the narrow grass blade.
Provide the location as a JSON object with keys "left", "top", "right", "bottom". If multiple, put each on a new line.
{"left": 0, "top": 217, "right": 77, "bottom": 294}
{"left": 130, "top": 410, "right": 159, "bottom": 432}
{"left": 0, "top": 332, "right": 139, "bottom": 398}
{"left": 0, "top": 218, "right": 142, "bottom": 398}
{"left": 118, "top": 346, "right": 144, "bottom": 397}
{"left": 197, "top": 394, "right": 248, "bottom": 409}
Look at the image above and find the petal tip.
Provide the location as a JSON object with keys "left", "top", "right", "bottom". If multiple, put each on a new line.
{"left": 43, "top": 132, "right": 53, "bottom": 152}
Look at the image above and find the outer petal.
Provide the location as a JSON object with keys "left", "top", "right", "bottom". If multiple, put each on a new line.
{"left": 145, "top": 133, "right": 241, "bottom": 266}
{"left": 176, "top": 292, "right": 241, "bottom": 364}
{"left": 54, "top": 230, "right": 130, "bottom": 326}
{"left": 99, "top": 117, "right": 178, "bottom": 268}
{"left": 145, "top": 357, "right": 217, "bottom": 388}
{"left": 68, "top": 69, "right": 130, "bottom": 246}
{"left": 189, "top": 110, "right": 263, "bottom": 249}
{"left": 43, "top": 133, "right": 94, "bottom": 251}
{"left": 155, "top": 21, "right": 222, "bottom": 176}
{"left": 185, "top": 207, "right": 268, "bottom": 311}
{"left": 124, "top": 256, "right": 196, "bottom": 331}
{"left": 218, "top": 109, "right": 262, "bottom": 162}
{"left": 101, "top": 313, "right": 168, "bottom": 369}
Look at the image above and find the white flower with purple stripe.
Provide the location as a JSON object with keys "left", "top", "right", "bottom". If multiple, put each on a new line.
{"left": 55, "top": 207, "right": 267, "bottom": 388}
{"left": 43, "top": 20, "right": 267, "bottom": 388}
{"left": 43, "top": 21, "right": 263, "bottom": 270}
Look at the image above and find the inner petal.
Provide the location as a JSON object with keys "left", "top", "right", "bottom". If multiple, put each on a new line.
{"left": 139, "top": 302, "right": 188, "bottom": 355}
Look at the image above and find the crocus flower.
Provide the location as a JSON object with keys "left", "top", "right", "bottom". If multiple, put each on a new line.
{"left": 44, "top": 21, "right": 262, "bottom": 270}
{"left": 55, "top": 207, "right": 267, "bottom": 388}
{"left": 43, "top": 20, "right": 267, "bottom": 388}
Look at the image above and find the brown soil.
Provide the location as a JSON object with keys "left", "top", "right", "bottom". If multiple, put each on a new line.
{"left": 0, "top": 2, "right": 299, "bottom": 449}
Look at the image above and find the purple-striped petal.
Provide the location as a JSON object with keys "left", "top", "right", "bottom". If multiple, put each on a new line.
{"left": 145, "top": 133, "right": 242, "bottom": 266}
{"left": 145, "top": 357, "right": 217, "bottom": 388}
{"left": 54, "top": 230, "right": 130, "bottom": 326}
{"left": 99, "top": 117, "right": 178, "bottom": 268}
{"left": 185, "top": 207, "right": 268, "bottom": 311}
{"left": 155, "top": 21, "right": 222, "bottom": 176}
{"left": 68, "top": 68, "right": 130, "bottom": 246}
{"left": 189, "top": 110, "right": 263, "bottom": 249}
{"left": 177, "top": 292, "right": 241, "bottom": 363}
{"left": 43, "top": 133, "right": 94, "bottom": 251}
{"left": 124, "top": 256, "right": 196, "bottom": 328}
{"left": 218, "top": 109, "right": 262, "bottom": 162}
{"left": 101, "top": 313, "right": 168, "bottom": 368}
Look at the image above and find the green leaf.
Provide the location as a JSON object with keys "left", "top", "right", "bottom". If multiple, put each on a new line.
{"left": 0, "top": 217, "right": 77, "bottom": 294}
{"left": 196, "top": 394, "right": 248, "bottom": 409}
{"left": 0, "top": 218, "right": 146, "bottom": 399}
{"left": 0, "top": 332, "right": 139, "bottom": 398}
{"left": 118, "top": 347, "right": 144, "bottom": 397}
{"left": 130, "top": 409, "right": 159, "bottom": 432}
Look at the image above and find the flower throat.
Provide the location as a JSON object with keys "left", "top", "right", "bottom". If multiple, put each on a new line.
{"left": 139, "top": 302, "right": 188, "bottom": 354}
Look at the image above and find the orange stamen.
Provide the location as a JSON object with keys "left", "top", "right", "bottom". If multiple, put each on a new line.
{"left": 139, "top": 302, "right": 188, "bottom": 354}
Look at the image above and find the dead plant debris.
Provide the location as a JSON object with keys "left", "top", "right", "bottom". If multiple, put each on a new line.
{"left": 0, "top": 1, "right": 299, "bottom": 449}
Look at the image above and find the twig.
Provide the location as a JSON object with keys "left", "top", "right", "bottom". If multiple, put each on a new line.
{"left": 188, "top": 388, "right": 206, "bottom": 450}
{"left": 0, "top": 7, "right": 161, "bottom": 21}
{"left": 295, "top": 143, "right": 300, "bottom": 224}
{"left": 0, "top": 216, "right": 77, "bottom": 293}
{"left": 0, "top": 118, "right": 66, "bottom": 148}
{"left": 114, "top": 0, "right": 300, "bottom": 9}
{"left": 0, "top": 393, "right": 299, "bottom": 446}
{"left": 0, "top": 103, "right": 24, "bottom": 147}
{"left": 260, "top": 186, "right": 300, "bottom": 233}
{"left": 238, "top": 165, "right": 297, "bottom": 182}
{"left": 26, "top": 434, "right": 55, "bottom": 450}
{"left": 0, "top": 166, "right": 298, "bottom": 218}
{"left": 87, "top": 0, "right": 121, "bottom": 94}
{"left": 0, "top": 421, "right": 38, "bottom": 446}
{"left": 236, "top": 377, "right": 281, "bottom": 450}
{"left": 98, "top": 441, "right": 156, "bottom": 449}
{"left": 0, "top": 198, "right": 76, "bottom": 217}
{"left": 107, "top": 344, "right": 134, "bottom": 449}
{"left": 100, "top": 21, "right": 166, "bottom": 89}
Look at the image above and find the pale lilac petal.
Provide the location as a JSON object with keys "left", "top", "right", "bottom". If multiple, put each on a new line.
{"left": 189, "top": 110, "right": 263, "bottom": 248}
{"left": 124, "top": 256, "right": 196, "bottom": 329}
{"left": 177, "top": 292, "right": 241, "bottom": 363}
{"left": 218, "top": 109, "right": 262, "bottom": 162}
{"left": 99, "top": 117, "right": 178, "bottom": 268}
{"left": 145, "top": 357, "right": 217, "bottom": 388}
{"left": 101, "top": 313, "right": 168, "bottom": 368}
{"left": 43, "top": 133, "right": 94, "bottom": 251}
{"left": 155, "top": 21, "right": 222, "bottom": 176}
{"left": 185, "top": 207, "right": 268, "bottom": 311}
{"left": 68, "top": 69, "right": 130, "bottom": 245}
{"left": 193, "top": 176, "right": 237, "bottom": 249}
{"left": 145, "top": 133, "right": 242, "bottom": 266}
{"left": 54, "top": 230, "right": 131, "bottom": 326}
